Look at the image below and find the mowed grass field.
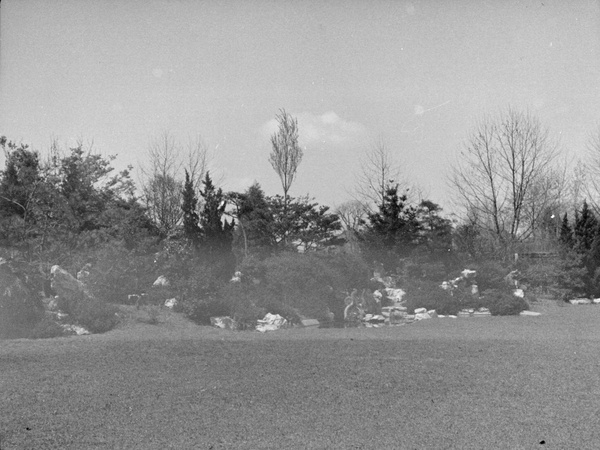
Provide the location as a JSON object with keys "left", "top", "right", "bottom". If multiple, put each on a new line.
{"left": 3, "top": 302, "right": 600, "bottom": 449}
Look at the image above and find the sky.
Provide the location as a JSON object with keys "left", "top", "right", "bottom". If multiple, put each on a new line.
{"left": 1, "top": 0, "right": 600, "bottom": 212}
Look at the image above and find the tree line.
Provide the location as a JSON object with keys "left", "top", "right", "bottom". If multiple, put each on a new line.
{"left": 2, "top": 106, "right": 600, "bottom": 300}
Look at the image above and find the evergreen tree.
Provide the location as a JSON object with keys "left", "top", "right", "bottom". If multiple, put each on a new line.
{"left": 199, "top": 172, "right": 235, "bottom": 277}
{"left": 559, "top": 212, "right": 574, "bottom": 249}
{"left": 181, "top": 170, "right": 201, "bottom": 245}
{"left": 363, "top": 183, "right": 420, "bottom": 269}
{"left": 228, "top": 183, "right": 276, "bottom": 258}
{"left": 574, "top": 200, "right": 597, "bottom": 253}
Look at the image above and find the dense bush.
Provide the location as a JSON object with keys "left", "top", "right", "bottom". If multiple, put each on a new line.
{"left": 82, "top": 241, "right": 158, "bottom": 303}
{"left": 0, "top": 264, "right": 44, "bottom": 339}
{"left": 481, "top": 289, "right": 528, "bottom": 316}
{"left": 403, "top": 280, "right": 485, "bottom": 316}
{"left": 178, "top": 262, "right": 228, "bottom": 324}
{"left": 56, "top": 295, "right": 120, "bottom": 333}
{"left": 29, "top": 315, "right": 65, "bottom": 339}
{"left": 472, "top": 260, "right": 513, "bottom": 291}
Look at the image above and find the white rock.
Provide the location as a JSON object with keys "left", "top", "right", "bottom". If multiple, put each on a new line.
{"left": 569, "top": 298, "right": 591, "bottom": 305}
{"left": 414, "top": 307, "right": 428, "bottom": 314}
{"left": 164, "top": 298, "right": 178, "bottom": 309}
{"left": 513, "top": 289, "right": 524, "bottom": 298}
{"left": 414, "top": 312, "right": 431, "bottom": 320}
{"left": 461, "top": 269, "right": 477, "bottom": 279}
{"left": 153, "top": 275, "right": 170, "bottom": 287}
{"left": 448, "top": 315, "right": 458, "bottom": 318}
{"left": 427, "top": 310, "right": 438, "bottom": 318}
{"left": 438, "top": 314, "right": 446, "bottom": 318}
{"left": 592, "top": 298, "right": 600, "bottom": 304}
{"left": 520, "top": 310, "right": 541, "bottom": 316}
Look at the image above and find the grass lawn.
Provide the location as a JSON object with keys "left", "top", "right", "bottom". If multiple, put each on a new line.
{"left": 3, "top": 302, "right": 600, "bottom": 449}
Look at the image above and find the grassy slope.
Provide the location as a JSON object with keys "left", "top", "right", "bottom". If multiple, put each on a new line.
{"left": 2, "top": 303, "right": 600, "bottom": 449}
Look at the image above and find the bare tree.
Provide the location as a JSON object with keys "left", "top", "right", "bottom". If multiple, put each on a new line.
{"left": 449, "top": 108, "right": 560, "bottom": 246}
{"left": 268, "top": 109, "right": 303, "bottom": 207}
{"left": 336, "top": 200, "right": 367, "bottom": 232}
{"left": 140, "top": 132, "right": 211, "bottom": 236}
{"left": 582, "top": 126, "right": 600, "bottom": 214}
{"left": 335, "top": 199, "right": 367, "bottom": 253}
{"left": 352, "top": 136, "right": 416, "bottom": 211}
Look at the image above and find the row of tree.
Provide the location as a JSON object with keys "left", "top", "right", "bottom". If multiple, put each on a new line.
{"left": 2, "top": 106, "right": 600, "bottom": 278}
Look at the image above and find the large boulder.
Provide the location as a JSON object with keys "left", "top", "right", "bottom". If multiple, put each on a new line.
{"left": 50, "top": 265, "right": 87, "bottom": 300}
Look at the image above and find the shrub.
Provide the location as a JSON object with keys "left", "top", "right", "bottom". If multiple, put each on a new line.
{"left": 177, "top": 262, "right": 228, "bottom": 324}
{"left": 73, "top": 299, "right": 120, "bottom": 333}
{"left": 56, "top": 295, "right": 120, "bottom": 333}
{"left": 472, "top": 260, "right": 512, "bottom": 292}
{"left": 481, "top": 289, "right": 528, "bottom": 316}
{"left": 257, "top": 252, "right": 343, "bottom": 319}
{"left": 0, "top": 264, "right": 44, "bottom": 339}
{"left": 29, "top": 315, "right": 65, "bottom": 339}
{"left": 403, "top": 280, "right": 484, "bottom": 315}
{"left": 82, "top": 242, "right": 157, "bottom": 303}
{"left": 182, "top": 298, "right": 230, "bottom": 325}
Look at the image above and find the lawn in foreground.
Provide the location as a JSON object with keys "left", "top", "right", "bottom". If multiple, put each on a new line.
{"left": 2, "top": 303, "right": 600, "bottom": 449}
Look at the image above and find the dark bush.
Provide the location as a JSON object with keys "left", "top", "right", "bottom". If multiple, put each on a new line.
{"left": 481, "top": 289, "right": 528, "bottom": 316}
{"left": 182, "top": 298, "right": 230, "bottom": 325}
{"left": 55, "top": 294, "right": 119, "bottom": 334}
{"left": 472, "top": 260, "right": 513, "bottom": 291}
{"left": 29, "top": 315, "right": 65, "bottom": 339}
{"left": 177, "top": 262, "right": 229, "bottom": 324}
{"left": 257, "top": 252, "right": 343, "bottom": 319}
{"left": 82, "top": 242, "right": 157, "bottom": 304}
{"left": 403, "top": 280, "right": 484, "bottom": 315}
{"left": 0, "top": 264, "right": 44, "bottom": 339}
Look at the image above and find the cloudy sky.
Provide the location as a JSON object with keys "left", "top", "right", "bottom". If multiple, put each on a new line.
{"left": 1, "top": 0, "right": 599, "bottom": 211}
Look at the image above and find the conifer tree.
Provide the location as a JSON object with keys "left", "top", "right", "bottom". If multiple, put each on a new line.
{"left": 574, "top": 200, "right": 597, "bottom": 253}
{"left": 181, "top": 170, "right": 201, "bottom": 245}
{"left": 198, "top": 172, "right": 235, "bottom": 276}
{"left": 559, "top": 212, "right": 574, "bottom": 249}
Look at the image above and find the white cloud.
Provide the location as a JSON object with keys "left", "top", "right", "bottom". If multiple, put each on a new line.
{"left": 259, "top": 111, "right": 368, "bottom": 148}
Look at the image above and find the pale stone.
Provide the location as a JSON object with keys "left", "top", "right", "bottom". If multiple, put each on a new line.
{"left": 51, "top": 265, "right": 85, "bottom": 298}
{"left": 164, "top": 298, "right": 178, "bottom": 309}
{"left": 569, "top": 298, "right": 591, "bottom": 305}
{"left": 414, "top": 307, "right": 427, "bottom": 314}
{"left": 153, "top": 275, "right": 170, "bottom": 287}
{"left": 415, "top": 312, "right": 431, "bottom": 320}
{"left": 513, "top": 289, "right": 525, "bottom": 298}
{"left": 427, "top": 310, "right": 438, "bottom": 318}
{"left": 520, "top": 310, "right": 541, "bottom": 316}
{"left": 210, "top": 316, "right": 238, "bottom": 330}
{"left": 300, "top": 319, "right": 320, "bottom": 327}
{"left": 461, "top": 269, "right": 477, "bottom": 279}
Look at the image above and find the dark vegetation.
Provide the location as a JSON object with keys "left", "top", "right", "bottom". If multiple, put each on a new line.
{"left": 2, "top": 111, "right": 599, "bottom": 337}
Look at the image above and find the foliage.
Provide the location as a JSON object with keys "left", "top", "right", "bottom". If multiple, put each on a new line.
{"left": 403, "top": 280, "right": 484, "bottom": 316}
{"left": 480, "top": 289, "right": 529, "bottom": 316}
{"left": 267, "top": 194, "right": 342, "bottom": 252}
{"left": 76, "top": 240, "right": 158, "bottom": 303}
{"left": 55, "top": 295, "right": 120, "bottom": 334}
{"left": 181, "top": 169, "right": 201, "bottom": 246}
{"left": 362, "top": 183, "right": 420, "bottom": 270}
{"left": 471, "top": 260, "right": 514, "bottom": 292}
{"left": 29, "top": 315, "right": 66, "bottom": 339}
{"left": 0, "top": 261, "right": 44, "bottom": 339}
{"left": 235, "top": 252, "right": 368, "bottom": 321}
{"left": 198, "top": 172, "right": 235, "bottom": 278}
{"left": 228, "top": 183, "right": 276, "bottom": 259}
